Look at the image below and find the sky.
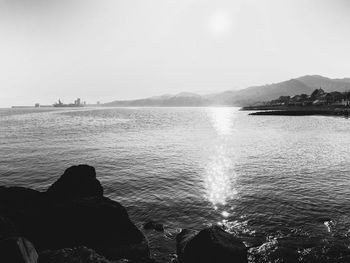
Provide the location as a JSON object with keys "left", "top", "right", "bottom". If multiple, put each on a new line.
{"left": 1, "top": 0, "right": 350, "bottom": 107}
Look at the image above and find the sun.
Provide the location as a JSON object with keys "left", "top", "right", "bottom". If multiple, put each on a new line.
{"left": 208, "top": 10, "right": 233, "bottom": 37}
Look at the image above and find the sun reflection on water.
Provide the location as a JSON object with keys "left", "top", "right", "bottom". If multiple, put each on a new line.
{"left": 207, "top": 107, "right": 236, "bottom": 136}
{"left": 204, "top": 108, "right": 238, "bottom": 210}
{"left": 204, "top": 150, "right": 236, "bottom": 206}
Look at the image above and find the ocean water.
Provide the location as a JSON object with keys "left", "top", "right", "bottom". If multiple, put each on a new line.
{"left": 1, "top": 107, "right": 350, "bottom": 262}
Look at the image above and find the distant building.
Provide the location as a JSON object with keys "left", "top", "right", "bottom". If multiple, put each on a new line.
{"left": 35, "top": 103, "right": 40, "bottom": 107}
{"left": 97, "top": 101, "right": 100, "bottom": 105}
{"left": 311, "top": 88, "right": 325, "bottom": 99}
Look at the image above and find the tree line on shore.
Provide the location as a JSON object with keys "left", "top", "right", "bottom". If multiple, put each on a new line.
{"left": 267, "top": 88, "right": 350, "bottom": 107}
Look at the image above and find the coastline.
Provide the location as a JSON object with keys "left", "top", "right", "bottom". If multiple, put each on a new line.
{"left": 241, "top": 105, "right": 350, "bottom": 116}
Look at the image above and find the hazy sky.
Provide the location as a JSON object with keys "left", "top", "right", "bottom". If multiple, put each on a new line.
{"left": 1, "top": 0, "right": 350, "bottom": 107}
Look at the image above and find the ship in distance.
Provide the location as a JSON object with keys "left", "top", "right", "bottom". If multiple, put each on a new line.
{"left": 53, "top": 98, "right": 85, "bottom": 107}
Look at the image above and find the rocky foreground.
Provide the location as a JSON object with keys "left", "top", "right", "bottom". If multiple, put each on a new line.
{"left": 0, "top": 165, "right": 247, "bottom": 263}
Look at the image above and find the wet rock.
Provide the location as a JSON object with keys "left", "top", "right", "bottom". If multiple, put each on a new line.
{"left": 176, "top": 225, "right": 247, "bottom": 263}
{"left": 176, "top": 229, "right": 197, "bottom": 262}
{"left": 249, "top": 237, "right": 300, "bottom": 263}
{"left": 0, "top": 237, "right": 38, "bottom": 263}
{"left": 39, "top": 246, "right": 111, "bottom": 263}
{"left": 298, "top": 243, "right": 350, "bottom": 263}
{"left": 143, "top": 221, "right": 164, "bottom": 232}
{"left": 46, "top": 165, "right": 103, "bottom": 201}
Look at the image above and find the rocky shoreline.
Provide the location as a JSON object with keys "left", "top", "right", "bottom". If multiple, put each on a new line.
{"left": 0, "top": 164, "right": 248, "bottom": 263}
{"left": 248, "top": 110, "right": 334, "bottom": 116}
{"left": 241, "top": 105, "right": 350, "bottom": 116}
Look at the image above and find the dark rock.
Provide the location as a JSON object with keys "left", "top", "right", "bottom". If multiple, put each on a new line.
{"left": 0, "top": 165, "right": 149, "bottom": 262}
{"left": 0, "top": 237, "right": 38, "bottom": 263}
{"left": 143, "top": 221, "right": 164, "bottom": 232}
{"left": 46, "top": 165, "right": 103, "bottom": 201}
{"left": 176, "top": 229, "right": 197, "bottom": 262}
{"left": 0, "top": 215, "right": 18, "bottom": 239}
{"left": 0, "top": 186, "right": 44, "bottom": 213}
{"left": 39, "top": 246, "right": 111, "bottom": 263}
{"left": 249, "top": 239, "right": 300, "bottom": 263}
{"left": 15, "top": 196, "right": 149, "bottom": 261}
{"left": 0, "top": 187, "right": 47, "bottom": 238}
{"left": 176, "top": 225, "right": 247, "bottom": 263}
{"left": 129, "top": 258, "right": 158, "bottom": 263}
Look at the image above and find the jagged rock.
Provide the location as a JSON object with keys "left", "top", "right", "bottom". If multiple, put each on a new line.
{"left": 176, "top": 226, "right": 247, "bottom": 263}
{"left": 0, "top": 237, "right": 38, "bottom": 263}
{"left": 143, "top": 221, "right": 164, "bottom": 232}
{"left": 46, "top": 165, "right": 103, "bottom": 201}
{"left": 39, "top": 246, "right": 111, "bottom": 263}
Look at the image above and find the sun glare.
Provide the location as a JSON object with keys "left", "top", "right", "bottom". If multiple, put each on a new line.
{"left": 207, "top": 107, "right": 236, "bottom": 136}
{"left": 208, "top": 10, "right": 233, "bottom": 37}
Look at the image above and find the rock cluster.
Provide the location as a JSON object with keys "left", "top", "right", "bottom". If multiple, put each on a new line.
{"left": 0, "top": 164, "right": 248, "bottom": 263}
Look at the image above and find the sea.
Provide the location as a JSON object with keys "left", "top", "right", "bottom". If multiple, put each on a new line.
{"left": 1, "top": 107, "right": 350, "bottom": 262}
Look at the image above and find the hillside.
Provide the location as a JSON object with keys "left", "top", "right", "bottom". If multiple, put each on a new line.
{"left": 228, "top": 79, "right": 313, "bottom": 106}
{"left": 103, "top": 92, "right": 209, "bottom": 107}
{"left": 297, "top": 75, "right": 350, "bottom": 92}
{"left": 103, "top": 75, "right": 350, "bottom": 107}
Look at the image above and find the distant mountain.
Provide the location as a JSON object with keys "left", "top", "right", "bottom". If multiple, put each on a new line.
{"left": 103, "top": 92, "right": 208, "bottom": 107}
{"left": 224, "top": 76, "right": 350, "bottom": 106}
{"left": 297, "top": 75, "right": 350, "bottom": 92}
{"left": 103, "top": 75, "right": 350, "bottom": 107}
{"left": 226, "top": 79, "right": 314, "bottom": 106}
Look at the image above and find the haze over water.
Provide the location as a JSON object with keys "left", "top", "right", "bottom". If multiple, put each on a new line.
{"left": 1, "top": 107, "right": 350, "bottom": 262}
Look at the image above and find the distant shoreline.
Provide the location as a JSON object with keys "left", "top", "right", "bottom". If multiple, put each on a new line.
{"left": 10, "top": 104, "right": 99, "bottom": 109}
{"left": 11, "top": 106, "right": 53, "bottom": 108}
{"left": 8, "top": 105, "right": 240, "bottom": 109}
{"left": 242, "top": 105, "right": 350, "bottom": 116}
{"left": 6, "top": 105, "right": 350, "bottom": 117}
